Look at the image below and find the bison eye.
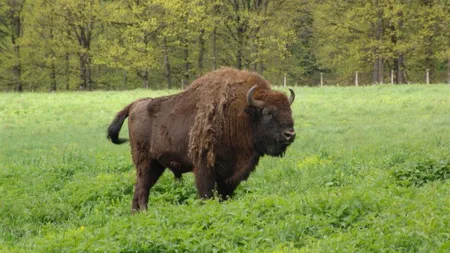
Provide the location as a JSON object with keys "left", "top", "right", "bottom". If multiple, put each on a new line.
{"left": 264, "top": 114, "right": 272, "bottom": 120}
{"left": 262, "top": 107, "right": 278, "bottom": 120}
{"left": 262, "top": 108, "right": 274, "bottom": 121}
{"left": 262, "top": 108, "right": 271, "bottom": 115}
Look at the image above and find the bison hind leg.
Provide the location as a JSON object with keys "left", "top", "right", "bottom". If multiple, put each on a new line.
{"left": 132, "top": 159, "right": 166, "bottom": 212}
{"left": 131, "top": 184, "right": 139, "bottom": 213}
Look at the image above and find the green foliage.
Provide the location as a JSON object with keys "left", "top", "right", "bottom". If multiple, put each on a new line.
{"left": 312, "top": 0, "right": 449, "bottom": 84}
{"left": 1, "top": 85, "right": 450, "bottom": 251}
{"left": 1, "top": 0, "right": 448, "bottom": 91}
{"left": 392, "top": 155, "right": 450, "bottom": 187}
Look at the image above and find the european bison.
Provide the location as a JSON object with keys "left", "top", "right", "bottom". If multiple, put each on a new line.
{"left": 107, "top": 68, "right": 296, "bottom": 211}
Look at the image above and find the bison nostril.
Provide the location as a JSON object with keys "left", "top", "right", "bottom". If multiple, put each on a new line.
{"left": 284, "top": 130, "right": 296, "bottom": 141}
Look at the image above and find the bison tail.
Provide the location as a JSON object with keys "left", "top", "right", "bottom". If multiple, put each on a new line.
{"left": 107, "top": 102, "right": 134, "bottom": 145}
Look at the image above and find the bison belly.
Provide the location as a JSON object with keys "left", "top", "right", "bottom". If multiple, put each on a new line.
{"left": 158, "top": 152, "right": 194, "bottom": 177}
{"left": 129, "top": 95, "right": 197, "bottom": 171}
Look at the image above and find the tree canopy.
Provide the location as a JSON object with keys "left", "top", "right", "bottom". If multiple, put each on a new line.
{"left": 0, "top": 0, "right": 448, "bottom": 91}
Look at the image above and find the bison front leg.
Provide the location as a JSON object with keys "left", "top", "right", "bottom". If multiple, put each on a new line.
{"left": 217, "top": 180, "right": 240, "bottom": 201}
{"left": 132, "top": 159, "right": 165, "bottom": 212}
{"left": 173, "top": 171, "right": 183, "bottom": 182}
{"left": 194, "top": 166, "right": 216, "bottom": 199}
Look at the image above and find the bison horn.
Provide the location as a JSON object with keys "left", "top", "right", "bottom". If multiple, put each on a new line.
{"left": 247, "top": 85, "right": 264, "bottom": 108}
{"left": 288, "top": 88, "right": 295, "bottom": 105}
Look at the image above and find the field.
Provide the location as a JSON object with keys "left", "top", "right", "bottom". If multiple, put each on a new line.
{"left": 1, "top": 85, "right": 450, "bottom": 252}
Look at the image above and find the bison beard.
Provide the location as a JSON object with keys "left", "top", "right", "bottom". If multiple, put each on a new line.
{"left": 107, "top": 68, "right": 296, "bottom": 212}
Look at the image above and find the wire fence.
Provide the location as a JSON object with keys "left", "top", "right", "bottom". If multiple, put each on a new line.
{"left": 279, "top": 69, "right": 450, "bottom": 87}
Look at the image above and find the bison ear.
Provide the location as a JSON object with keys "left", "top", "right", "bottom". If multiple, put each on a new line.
{"left": 245, "top": 107, "right": 259, "bottom": 121}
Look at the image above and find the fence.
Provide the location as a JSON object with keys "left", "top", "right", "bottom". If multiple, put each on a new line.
{"left": 281, "top": 69, "right": 450, "bottom": 87}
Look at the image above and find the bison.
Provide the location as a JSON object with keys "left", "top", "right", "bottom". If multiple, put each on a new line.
{"left": 107, "top": 68, "right": 296, "bottom": 211}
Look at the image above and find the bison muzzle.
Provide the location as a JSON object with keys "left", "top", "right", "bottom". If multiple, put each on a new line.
{"left": 107, "top": 68, "right": 296, "bottom": 212}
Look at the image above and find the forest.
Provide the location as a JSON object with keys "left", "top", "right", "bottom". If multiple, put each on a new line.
{"left": 0, "top": 0, "right": 449, "bottom": 91}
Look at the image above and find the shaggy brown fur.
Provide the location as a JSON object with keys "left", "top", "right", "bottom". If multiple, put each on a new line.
{"left": 107, "top": 68, "right": 296, "bottom": 211}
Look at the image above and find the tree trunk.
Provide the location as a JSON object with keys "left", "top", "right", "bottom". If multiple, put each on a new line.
{"left": 50, "top": 58, "right": 57, "bottom": 91}
{"left": 212, "top": 27, "right": 217, "bottom": 70}
{"left": 183, "top": 41, "right": 189, "bottom": 81}
{"left": 143, "top": 70, "right": 149, "bottom": 89}
{"left": 78, "top": 52, "right": 93, "bottom": 90}
{"left": 372, "top": 3, "right": 384, "bottom": 84}
{"left": 390, "top": 4, "right": 405, "bottom": 85}
{"left": 162, "top": 36, "right": 171, "bottom": 89}
{"left": 79, "top": 53, "right": 87, "bottom": 90}
{"left": 394, "top": 55, "right": 404, "bottom": 84}
{"left": 122, "top": 71, "right": 127, "bottom": 90}
{"left": 236, "top": 29, "right": 244, "bottom": 69}
{"left": 253, "top": 27, "right": 264, "bottom": 75}
{"left": 71, "top": 16, "right": 93, "bottom": 90}
{"left": 182, "top": 14, "right": 189, "bottom": 82}
{"left": 397, "top": 12, "right": 405, "bottom": 84}
{"left": 378, "top": 57, "right": 384, "bottom": 84}
{"left": 65, "top": 53, "right": 70, "bottom": 90}
{"left": 253, "top": 0, "right": 267, "bottom": 75}
{"left": 448, "top": 56, "right": 450, "bottom": 84}
{"left": 77, "top": 25, "right": 93, "bottom": 90}
{"left": 64, "top": 27, "right": 71, "bottom": 90}
{"left": 373, "top": 60, "right": 379, "bottom": 84}
{"left": 12, "top": 60, "right": 22, "bottom": 92}
{"left": 87, "top": 57, "right": 92, "bottom": 90}
{"left": 234, "top": 0, "right": 244, "bottom": 70}
{"left": 422, "top": 0, "right": 437, "bottom": 83}
{"left": 372, "top": 57, "right": 384, "bottom": 84}
{"left": 11, "top": 5, "right": 23, "bottom": 92}
{"left": 198, "top": 28, "right": 205, "bottom": 76}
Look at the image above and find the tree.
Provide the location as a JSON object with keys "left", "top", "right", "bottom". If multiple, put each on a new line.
{"left": 408, "top": 0, "right": 448, "bottom": 83}
{"left": 98, "top": 0, "right": 165, "bottom": 89}
{"left": 60, "top": 0, "right": 105, "bottom": 90}
{"left": 25, "top": 0, "right": 67, "bottom": 91}
{"left": 0, "top": 0, "right": 25, "bottom": 91}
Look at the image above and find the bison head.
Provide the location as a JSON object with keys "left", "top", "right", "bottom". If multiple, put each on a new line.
{"left": 245, "top": 85, "right": 296, "bottom": 157}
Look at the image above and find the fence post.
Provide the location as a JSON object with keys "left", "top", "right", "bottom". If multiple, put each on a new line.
{"left": 283, "top": 73, "right": 287, "bottom": 88}
{"left": 181, "top": 79, "right": 184, "bottom": 89}
{"left": 426, "top": 69, "right": 429, "bottom": 84}
{"left": 355, "top": 71, "right": 358, "bottom": 87}
{"left": 391, "top": 69, "right": 394, "bottom": 84}
{"left": 320, "top": 72, "right": 323, "bottom": 87}
{"left": 448, "top": 57, "right": 450, "bottom": 84}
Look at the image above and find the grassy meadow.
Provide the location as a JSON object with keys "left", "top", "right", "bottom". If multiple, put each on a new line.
{"left": 1, "top": 85, "right": 450, "bottom": 252}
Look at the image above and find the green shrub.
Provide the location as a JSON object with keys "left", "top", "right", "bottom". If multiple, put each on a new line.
{"left": 392, "top": 155, "right": 450, "bottom": 187}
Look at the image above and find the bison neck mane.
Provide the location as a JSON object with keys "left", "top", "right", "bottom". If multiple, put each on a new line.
{"left": 188, "top": 68, "right": 270, "bottom": 173}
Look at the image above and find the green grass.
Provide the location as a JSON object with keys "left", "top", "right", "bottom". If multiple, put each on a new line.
{"left": 1, "top": 85, "right": 450, "bottom": 252}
